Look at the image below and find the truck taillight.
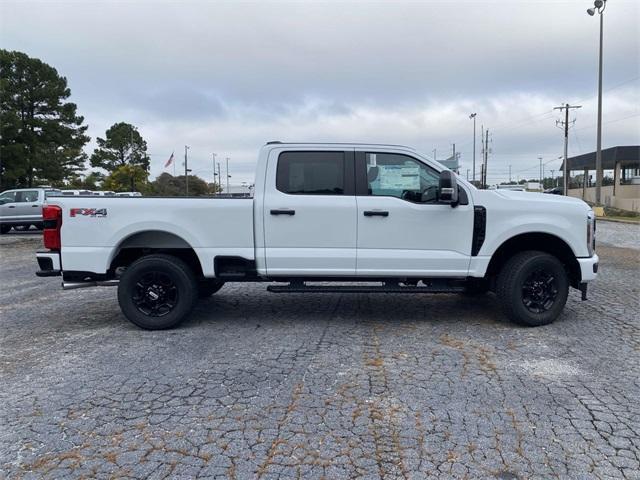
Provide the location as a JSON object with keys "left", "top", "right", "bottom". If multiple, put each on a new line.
{"left": 43, "top": 205, "right": 62, "bottom": 250}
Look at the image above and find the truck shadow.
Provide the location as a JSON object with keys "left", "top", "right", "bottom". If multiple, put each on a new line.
{"left": 188, "top": 289, "right": 511, "bottom": 329}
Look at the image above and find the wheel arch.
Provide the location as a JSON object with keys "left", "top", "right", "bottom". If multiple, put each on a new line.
{"left": 485, "top": 232, "right": 581, "bottom": 288}
{"left": 108, "top": 230, "right": 204, "bottom": 279}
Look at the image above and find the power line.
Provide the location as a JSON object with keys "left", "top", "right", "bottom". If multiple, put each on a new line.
{"left": 574, "top": 112, "right": 640, "bottom": 131}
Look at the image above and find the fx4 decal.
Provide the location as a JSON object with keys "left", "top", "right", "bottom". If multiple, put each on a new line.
{"left": 70, "top": 208, "right": 108, "bottom": 218}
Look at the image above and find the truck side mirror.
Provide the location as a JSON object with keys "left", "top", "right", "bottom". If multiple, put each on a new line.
{"left": 439, "top": 170, "right": 459, "bottom": 207}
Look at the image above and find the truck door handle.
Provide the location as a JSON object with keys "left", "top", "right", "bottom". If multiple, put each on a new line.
{"left": 8, "top": 205, "right": 16, "bottom": 208}
{"left": 363, "top": 210, "right": 389, "bottom": 217}
{"left": 32, "top": 205, "right": 39, "bottom": 207}
{"left": 270, "top": 209, "right": 295, "bottom": 216}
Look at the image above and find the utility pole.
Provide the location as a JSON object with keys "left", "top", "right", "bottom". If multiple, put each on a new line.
{"left": 480, "top": 125, "right": 484, "bottom": 187}
{"left": 509, "top": 165, "right": 512, "bottom": 183}
{"left": 469, "top": 113, "right": 477, "bottom": 183}
{"left": 551, "top": 169, "right": 555, "bottom": 189}
{"left": 212, "top": 153, "right": 217, "bottom": 192}
{"left": 184, "top": 145, "right": 190, "bottom": 196}
{"left": 554, "top": 103, "right": 582, "bottom": 195}
{"left": 466, "top": 169, "right": 470, "bottom": 181}
{"left": 225, "top": 157, "right": 230, "bottom": 194}
{"left": 217, "top": 162, "right": 221, "bottom": 194}
{"left": 483, "top": 129, "right": 489, "bottom": 189}
{"left": 432, "top": 149, "right": 437, "bottom": 161}
{"left": 129, "top": 125, "right": 136, "bottom": 192}
{"left": 452, "top": 143, "right": 456, "bottom": 172}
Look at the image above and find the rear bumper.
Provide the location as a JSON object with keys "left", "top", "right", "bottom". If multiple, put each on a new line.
{"left": 36, "top": 251, "right": 61, "bottom": 277}
{"left": 577, "top": 254, "right": 599, "bottom": 283}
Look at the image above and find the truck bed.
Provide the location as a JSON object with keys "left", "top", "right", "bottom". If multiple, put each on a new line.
{"left": 47, "top": 196, "right": 255, "bottom": 276}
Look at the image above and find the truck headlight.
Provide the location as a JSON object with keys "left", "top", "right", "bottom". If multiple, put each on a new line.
{"left": 587, "top": 213, "right": 596, "bottom": 256}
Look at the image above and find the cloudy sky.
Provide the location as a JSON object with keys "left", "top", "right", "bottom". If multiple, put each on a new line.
{"left": 2, "top": 0, "right": 639, "bottom": 185}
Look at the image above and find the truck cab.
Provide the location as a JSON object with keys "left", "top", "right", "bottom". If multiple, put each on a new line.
{"left": 35, "top": 142, "right": 599, "bottom": 330}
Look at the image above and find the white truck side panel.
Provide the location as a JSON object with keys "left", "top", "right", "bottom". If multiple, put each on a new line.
{"left": 52, "top": 197, "right": 254, "bottom": 276}
{"left": 466, "top": 189, "right": 592, "bottom": 277}
{"left": 476, "top": 190, "right": 591, "bottom": 257}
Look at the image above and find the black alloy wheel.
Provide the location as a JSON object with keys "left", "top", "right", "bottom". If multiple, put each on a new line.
{"left": 132, "top": 271, "right": 179, "bottom": 317}
{"left": 521, "top": 269, "right": 559, "bottom": 313}
{"left": 496, "top": 251, "right": 569, "bottom": 327}
{"left": 118, "top": 254, "right": 198, "bottom": 330}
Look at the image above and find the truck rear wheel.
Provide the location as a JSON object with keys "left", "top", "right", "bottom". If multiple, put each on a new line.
{"left": 496, "top": 251, "right": 569, "bottom": 327}
{"left": 118, "top": 254, "right": 198, "bottom": 330}
{"left": 0, "top": 225, "right": 10, "bottom": 234}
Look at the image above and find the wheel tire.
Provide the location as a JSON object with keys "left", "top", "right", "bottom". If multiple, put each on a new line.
{"left": 0, "top": 225, "right": 11, "bottom": 234}
{"left": 496, "top": 251, "right": 569, "bottom": 327}
{"left": 117, "top": 254, "right": 198, "bottom": 330}
{"left": 198, "top": 279, "right": 225, "bottom": 298}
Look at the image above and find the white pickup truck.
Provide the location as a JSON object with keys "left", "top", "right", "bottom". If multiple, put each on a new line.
{"left": 36, "top": 142, "right": 598, "bottom": 330}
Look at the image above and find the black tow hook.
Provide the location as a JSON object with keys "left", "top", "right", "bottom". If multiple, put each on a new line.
{"left": 579, "top": 283, "right": 588, "bottom": 301}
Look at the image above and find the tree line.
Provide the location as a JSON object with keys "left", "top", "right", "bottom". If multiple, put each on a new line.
{"left": 0, "top": 49, "right": 219, "bottom": 195}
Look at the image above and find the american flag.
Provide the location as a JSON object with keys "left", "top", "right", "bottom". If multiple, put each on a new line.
{"left": 164, "top": 152, "right": 174, "bottom": 168}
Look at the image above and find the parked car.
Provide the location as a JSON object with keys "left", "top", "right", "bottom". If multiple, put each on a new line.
{"left": 115, "top": 192, "right": 142, "bottom": 197}
{"left": 93, "top": 191, "right": 117, "bottom": 196}
{"left": 497, "top": 185, "right": 525, "bottom": 192}
{"left": 544, "top": 187, "right": 564, "bottom": 195}
{"left": 35, "top": 142, "right": 598, "bottom": 330}
{"left": 58, "top": 189, "right": 95, "bottom": 196}
{"left": 0, "top": 187, "right": 61, "bottom": 233}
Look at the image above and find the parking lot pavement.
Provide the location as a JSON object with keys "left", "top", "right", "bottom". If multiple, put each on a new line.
{"left": 0, "top": 224, "right": 638, "bottom": 480}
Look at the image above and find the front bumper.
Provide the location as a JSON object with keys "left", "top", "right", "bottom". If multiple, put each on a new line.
{"left": 36, "top": 251, "right": 61, "bottom": 277}
{"left": 577, "top": 253, "right": 599, "bottom": 283}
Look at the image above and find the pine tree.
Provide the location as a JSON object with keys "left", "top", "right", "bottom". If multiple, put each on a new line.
{"left": 90, "top": 122, "right": 150, "bottom": 191}
{"left": 0, "top": 50, "right": 90, "bottom": 189}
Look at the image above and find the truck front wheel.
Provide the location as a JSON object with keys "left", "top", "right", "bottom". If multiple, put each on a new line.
{"left": 496, "top": 251, "right": 569, "bottom": 327}
{"left": 118, "top": 254, "right": 198, "bottom": 330}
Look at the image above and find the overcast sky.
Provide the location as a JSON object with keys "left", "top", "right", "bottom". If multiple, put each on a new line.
{"left": 2, "top": 0, "right": 639, "bottom": 185}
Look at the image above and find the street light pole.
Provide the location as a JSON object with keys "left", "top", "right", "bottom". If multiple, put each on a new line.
{"left": 539, "top": 155, "right": 543, "bottom": 184}
{"left": 587, "top": 0, "right": 606, "bottom": 205}
{"left": 469, "top": 113, "right": 477, "bottom": 183}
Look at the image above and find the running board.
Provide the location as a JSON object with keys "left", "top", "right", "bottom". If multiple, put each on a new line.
{"left": 267, "top": 281, "right": 466, "bottom": 294}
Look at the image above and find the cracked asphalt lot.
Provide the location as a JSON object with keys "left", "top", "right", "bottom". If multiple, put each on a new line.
{"left": 1, "top": 223, "right": 639, "bottom": 479}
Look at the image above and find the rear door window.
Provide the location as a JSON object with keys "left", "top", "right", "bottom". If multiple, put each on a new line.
{"left": 277, "top": 151, "right": 345, "bottom": 195}
{"left": 15, "top": 190, "right": 39, "bottom": 202}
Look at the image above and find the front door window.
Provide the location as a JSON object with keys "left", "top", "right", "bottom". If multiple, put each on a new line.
{"left": 366, "top": 153, "right": 440, "bottom": 203}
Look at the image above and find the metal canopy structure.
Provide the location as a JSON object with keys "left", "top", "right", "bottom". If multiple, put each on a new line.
{"left": 561, "top": 145, "right": 639, "bottom": 171}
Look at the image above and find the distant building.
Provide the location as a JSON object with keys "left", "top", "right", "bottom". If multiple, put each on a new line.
{"left": 438, "top": 152, "right": 460, "bottom": 173}
{"left": 561, "top": 145, "right": 639, "bottom": 212}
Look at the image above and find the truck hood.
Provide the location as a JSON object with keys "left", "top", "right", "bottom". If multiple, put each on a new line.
{"left": 487, "top": 189, "right": 591, "bottom": 210}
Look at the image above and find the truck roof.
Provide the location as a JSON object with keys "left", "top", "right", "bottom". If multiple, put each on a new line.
{"left": 265, "top": 141, "right": 417, "bottom": 150}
